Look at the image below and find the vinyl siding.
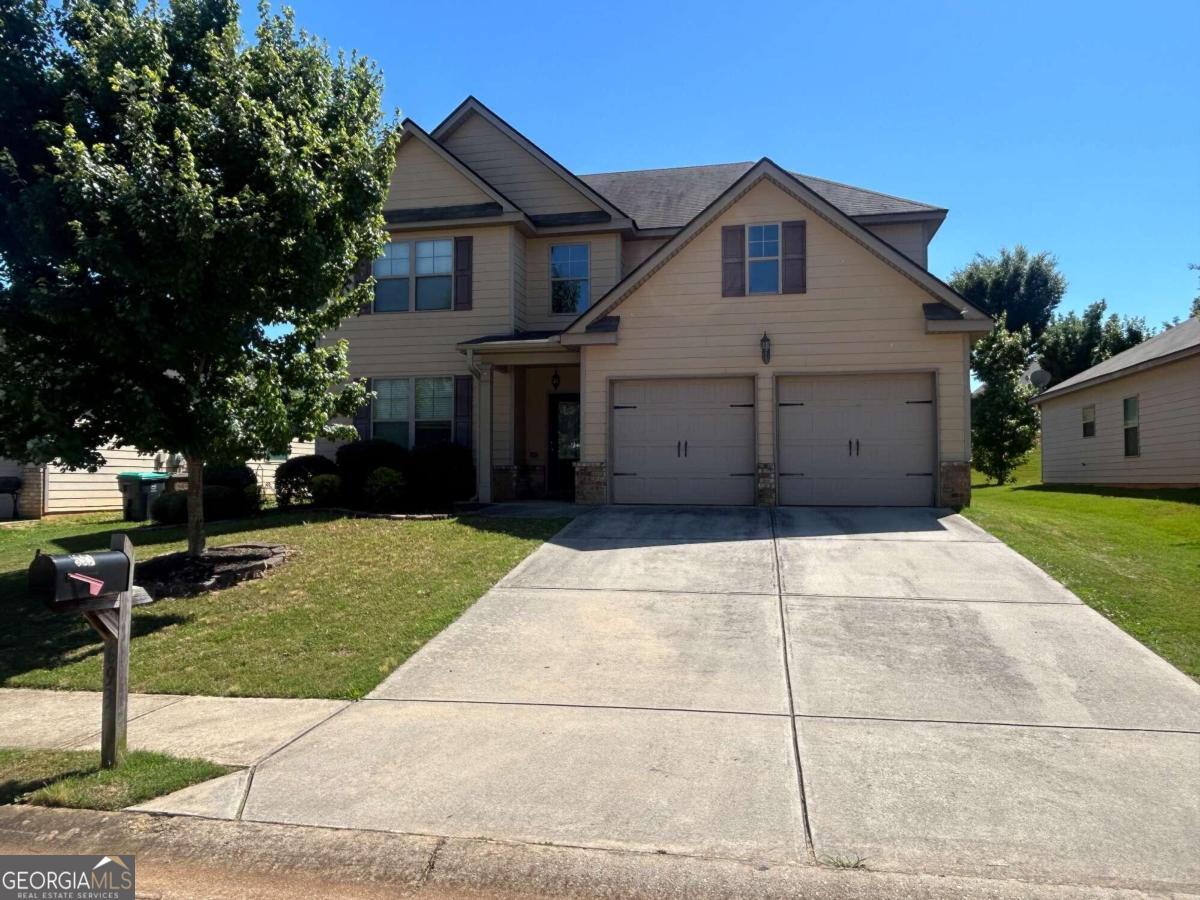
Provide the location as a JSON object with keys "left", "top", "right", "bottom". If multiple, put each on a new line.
{"left": 440, "top": 113, "right": 599, "bottom": 216}
{"left": 331, "top": 225, "right": 511, "bottom": 379}
{"left": 511, "top": 229, "right": 527, "bottom": 332}
{"left": 40, "top": 443, "right": 315, "bottom": 514}
{"left": 387, "top": 135, "right": 492, "bottom": 210}
{"left": 493, "top": 366, "right": 514, "bottom": 466}
{"left": 862, "top": 221, "right": 929, "bottom": 268}
{"left": 523, "top": 233, "right": 621, "bottom": 332}
{"left": 580, "top": 179, "right": 969, "bottom": 473}
{"left": 621, "top": 237, "right": 669, "bottom": 277}
{"left": 1040, "top": 355, "right": 1200, "bottom": 485}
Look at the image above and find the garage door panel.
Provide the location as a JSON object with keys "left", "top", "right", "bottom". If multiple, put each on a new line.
{"left": 611, "top": 378, "right": 755, "bottom": 506}
{"left": 777, "top": 374, "right": 934, "bottom": 507}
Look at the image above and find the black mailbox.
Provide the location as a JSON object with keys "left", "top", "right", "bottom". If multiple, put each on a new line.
{"left": 29, "top": 548, "right": 132, "bottom": 611}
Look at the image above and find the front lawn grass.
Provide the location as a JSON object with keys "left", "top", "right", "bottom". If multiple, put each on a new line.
{"left": 964, "top": 448, "right": 1200, "bottom": 679}
{"left": 0, "top": 747, "right": 231, "bottom": 811}
{"left": 0, "top": 511, "right": 567, "bottom": 698}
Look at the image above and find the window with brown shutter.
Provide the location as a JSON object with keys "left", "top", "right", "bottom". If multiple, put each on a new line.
{"left": 454, "top": 236, "right": 473, "bottom": 310}
{"left": 352, "top": 377, "right": 373, "bottom": 439}
{"left": 722, "top": 225, "right": 746, "bottom": 297}
{"left": 454, "top": 374, "right": 474, "bottom": 449}
{"left": 782, "top": 220, "right": 807, "bottom": 293}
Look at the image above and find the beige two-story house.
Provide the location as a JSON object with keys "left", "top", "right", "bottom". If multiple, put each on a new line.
{"left": 328, "top": 97, "right": 992, "bottom": 508}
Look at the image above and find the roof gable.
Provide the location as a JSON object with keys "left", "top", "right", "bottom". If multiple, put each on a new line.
{"left": 579, "top": 162, "right": 946, "bottom": 230}
{"left": 392, "top": 121, "right": 520, "bottom": 215}
{"left": 432, "top": 97, "right": 629, "bottom": 222}
{"left": 565, "top": 159, "right": 988, "bottom": 335}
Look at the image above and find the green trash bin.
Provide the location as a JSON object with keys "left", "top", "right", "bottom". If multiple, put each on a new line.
{"left": 116, "top": 472, "right": 169, "bottom": 521}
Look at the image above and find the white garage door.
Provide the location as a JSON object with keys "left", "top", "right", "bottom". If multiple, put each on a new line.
{"left": 611, "top": 378, "right": 756, "bottom": 505}
{"left": 777, "top": 373, "right": 935, "bottom": 506}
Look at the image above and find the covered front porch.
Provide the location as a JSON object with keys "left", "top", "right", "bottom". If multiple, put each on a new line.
{"left": 460, "top": 333, "right": 581, "bottom": 503}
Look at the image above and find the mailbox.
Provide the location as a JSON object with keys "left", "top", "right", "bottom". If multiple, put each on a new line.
{"left": 29, "top": 548, "right": 133, "bottom": 611}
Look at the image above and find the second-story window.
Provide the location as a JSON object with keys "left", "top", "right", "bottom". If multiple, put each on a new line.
{"left": 747, "top": 224, "right": 780, "bottom": 294}
{"left": 415, "top": 239, "right": 453, "bottom": 310}
{"left": 551, "top": 244, "right": 590, "bottom": 314}
{"left": 373, "top": 243, "right": 410, "bottom": 311}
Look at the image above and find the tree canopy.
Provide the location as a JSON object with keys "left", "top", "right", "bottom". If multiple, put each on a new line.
{"left": 0, "top": 0, "right": 397, "bottom": 553}
{"left": 950, "top": 245, "right": 1066, "bottom": 343}
{"left": 1038, "top": 300, "right": 1154, "bottom": 387}
{"left": 971, "top": 317, "right": 1040, "bottom": 485}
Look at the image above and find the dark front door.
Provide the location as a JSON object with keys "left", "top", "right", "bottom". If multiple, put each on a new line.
{"left": 548, "top": 393, "right": 581, "bottom": 500}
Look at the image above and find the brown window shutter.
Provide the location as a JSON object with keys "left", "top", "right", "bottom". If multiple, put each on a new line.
{"left": 721, "top": 225, "right": 745, "bottom": 297}
{"left": 355, "top": 259, "right": 373, "bottom": 315}
{"left": 453, "top": 374, "right": 473, "bottom": 449}
{"left": 782, "top": 220, "right": 807, "bottom": 294}
{"left": 352, "top": 377, "right": 372, "bottom": 440}
{"left": 453, "top": 236, "right": 473, "bottom": 310}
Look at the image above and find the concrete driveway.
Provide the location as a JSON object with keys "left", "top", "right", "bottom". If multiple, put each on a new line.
{"left": 235, "top": 507, "right": 1200, "bottom": 892}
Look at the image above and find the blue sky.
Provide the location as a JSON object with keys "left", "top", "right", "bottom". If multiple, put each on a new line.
{"left": 267, "top": 0, "right": 1199, "bottom": 325}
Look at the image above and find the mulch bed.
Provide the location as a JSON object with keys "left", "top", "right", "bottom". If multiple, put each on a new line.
{"left": 136, "top": 543, "right": 291, "bottom": 600}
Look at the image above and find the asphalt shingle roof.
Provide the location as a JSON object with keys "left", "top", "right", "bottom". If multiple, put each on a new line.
{"left": 579, "top": 162, "right": 944, "bottom": 230}
{"left": 1037, "top": 316, "right": 1200, "bottom": 400}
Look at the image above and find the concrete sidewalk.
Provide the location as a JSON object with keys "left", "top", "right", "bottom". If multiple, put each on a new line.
{"left": 0, "top": 688, "right": 346, "bottom": 766}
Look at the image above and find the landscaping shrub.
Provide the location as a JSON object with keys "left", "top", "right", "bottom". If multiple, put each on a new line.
{"left": 274, "top": 454, "right": 338, "bottom": 508}
{"left": 365, "top": 466, "right": 407, "bottom": 512}
{"left": 405, "top": 443, "right": 475, "bottom": 510}
{"left": 335, "top": 439, "right": 409, "bottom": 506}
{"left": 202, "top": 462, "right": 257, "bottom": 493}
{"left": 309, "top": 473, "right": 342, "bottom": 508}
{"left": 150, "top": 490, "right": 187, "bottom": 524}
{"left": 151, "top": 486, "right": 253, "bottom": 524}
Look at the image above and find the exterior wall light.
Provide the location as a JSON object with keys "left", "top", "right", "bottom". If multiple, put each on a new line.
{"left": 551, "top": 368, "right": 561, "bottom": 390}
{"left": 760, "top": 332, "right": 771, "bottom": 365}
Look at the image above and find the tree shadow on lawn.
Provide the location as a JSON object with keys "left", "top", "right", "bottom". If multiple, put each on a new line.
{"left": 0, "top": 570, "right": 189, "bottom": 685}
{"left": 1011, "top": 483, "right": 1200, "bottom": 504}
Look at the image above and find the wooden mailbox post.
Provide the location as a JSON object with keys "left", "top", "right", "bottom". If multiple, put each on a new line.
{"left": 28, "top": 533, "right": 148, "bottom": 768}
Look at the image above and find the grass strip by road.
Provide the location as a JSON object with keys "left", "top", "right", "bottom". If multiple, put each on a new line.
{"left": 964, "top": 448, "right": 1200, "bottom": 679}
{"left": 0, "top": 747, "right": 231, "bottom": 811}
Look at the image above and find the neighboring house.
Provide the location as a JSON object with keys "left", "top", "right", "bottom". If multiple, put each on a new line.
{"left": 1031, "top": 316, "right": 1200, "bottom": 486}
{"left": 0, "top": 444, "right": 314, "bottom": 519}
{"left": 324, "top": 97, "right": 992, "bottom": 508}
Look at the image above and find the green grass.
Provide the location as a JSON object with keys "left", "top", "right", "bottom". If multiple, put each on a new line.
{"left": 0, "top": 511, "right": 567, "bottom": 698}
{"left": 0, "top": 747, "right": 231, "bottom": 811}
{"left": 964, "top": 447, "right": 1200, "bottom": 678}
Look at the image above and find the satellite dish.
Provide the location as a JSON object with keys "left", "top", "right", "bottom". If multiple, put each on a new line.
{"left": 1029, "top": 367, "right": 1052, "bottom": 389}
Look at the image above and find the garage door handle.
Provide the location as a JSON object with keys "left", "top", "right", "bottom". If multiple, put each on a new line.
{"left": 676, "top": 441, "right": 681, "bottom": 458}
{"left": 856, "top": 439, "right": 860, "bottom": 456}
{"left": 848, "top": 439, "right": 852, "bottom": 456}
{"left": 684, "top": 441, "right": 688, "bottom": 457}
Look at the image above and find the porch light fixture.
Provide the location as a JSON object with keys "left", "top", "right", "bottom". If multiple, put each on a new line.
{"left": 760, "top": 332, "right": 771, "bottom": 365}
{"left": 551, "top": 368, "right": 561, "bottom": 390}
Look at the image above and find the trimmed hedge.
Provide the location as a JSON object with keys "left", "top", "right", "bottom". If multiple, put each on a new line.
{"left": 274, "top": 454, "right": 338, "bottom": 508}
{"left": 310, "top": 473, "right": 341, "bottom": 508}
{"left": 150, "top": 485, "right": 253, "bottom": 524}
{"left": 365, "top": 466, "right": 406, "bottom": 512}
{"left": 335, "top": 439, "right": 409, "bottom": 506}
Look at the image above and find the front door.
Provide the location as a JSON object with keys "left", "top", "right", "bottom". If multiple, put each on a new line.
{"left": 548, "top": 393, "right": 581, "bottom": 500}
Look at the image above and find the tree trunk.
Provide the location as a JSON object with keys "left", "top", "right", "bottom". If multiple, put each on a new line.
{"left": 185, "top": 455, "right": 206, "bottom": 557}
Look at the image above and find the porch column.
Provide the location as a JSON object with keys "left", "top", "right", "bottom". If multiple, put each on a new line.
{"left": 476, "top": 363, "right": 493, "bottom": 503}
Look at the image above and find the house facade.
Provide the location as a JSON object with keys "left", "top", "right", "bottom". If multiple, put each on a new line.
{"left": 1, "top": 444, "right": 315, "bottom": 519}
{"left": 326, "top": 97, "right": 992, "bottom": 508}
{"left": 1032, "top": 316, "right": 1200, "bottom": 487}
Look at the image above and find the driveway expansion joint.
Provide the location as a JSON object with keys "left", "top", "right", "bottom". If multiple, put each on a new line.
{"left": 769, "top": 506, "right": 817, "bottom": 864}
{"left": 795, "top": 712, "right": 1200, "bottom": 736}
{"left": 368, "top": 695, "right": 791, "bottom": 718}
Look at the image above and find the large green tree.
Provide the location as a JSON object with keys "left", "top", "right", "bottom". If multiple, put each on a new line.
{"left": 1038, "top": 300, "right": 1154, "bottom": 386}
{"left": 971, "top": 317, "right": 1040, "bottom": 485}
{"left": 0, "top": 0, "right": 396, "bottom": 554}
{"left": 950, "top": 245, "right": 1067, "bottom": 343}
